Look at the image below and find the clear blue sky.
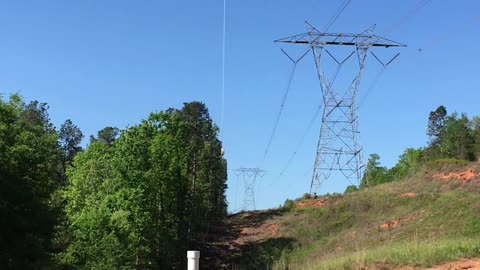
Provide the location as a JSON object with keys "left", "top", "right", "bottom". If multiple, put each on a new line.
{"left": 1, "top": 0, "right": 479, "bottom": 212}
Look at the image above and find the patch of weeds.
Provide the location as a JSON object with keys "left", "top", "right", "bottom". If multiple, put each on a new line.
{"left": 234, "top": 237, "right": 298, "bottom": 270}
{"left": 466, "top": 216, "right": 480, "bottom": 235}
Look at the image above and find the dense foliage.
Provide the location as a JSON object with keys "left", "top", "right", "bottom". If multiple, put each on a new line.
{"left": 360, "top": 105, "right": 480, "bottom": 189}
{"left": 0, "top": 95, "right": 227, "bottom": 269}
{"left": 2, "top": 91, "right": 478, "bottom": 268}
{"left": 60, "top": 102, "right": 227, "bottom": 269}
{"left": 0, "top": 95, "right": 61, "bottom": 268}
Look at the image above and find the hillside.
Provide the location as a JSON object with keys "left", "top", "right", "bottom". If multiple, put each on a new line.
{"left": 204, "top": 162, "right": 480, "bottom": 269}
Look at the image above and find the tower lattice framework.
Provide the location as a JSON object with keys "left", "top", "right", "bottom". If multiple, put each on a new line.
{"left": 276, "top": 23, "right": 405, "bottom": 194}
{"left": 235, "top": 167, "right": 266, "bottom": 211}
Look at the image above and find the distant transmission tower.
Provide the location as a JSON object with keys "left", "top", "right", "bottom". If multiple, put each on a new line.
{"left": 235, "top": 168, "right": 266, "bottom": 211}
{"left": 276, "top": 23, "right": 405, "bottom": 194}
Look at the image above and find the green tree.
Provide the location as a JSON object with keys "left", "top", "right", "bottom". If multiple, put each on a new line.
{"left": 59, "top": 119, "right": 83, "bottom": 182}
{"left": 61, "top": 142, "right": 148, "bottom": 269}
{"left": 425, "top": 106, "right": 476, "bottom": 161}
{"left": 389, "top": 148, "right": 423, "bottom": 180}
{"left": 61, "top": 102, "right": 227, "bottom": 269}
{"left": 344, "top": 185, "right": 359, "bottom": 194}
{"left": 178, "top": 102, "right": 227, "bottom": 233}
{"left": 89, "top": 126, "right": 119, "bottom": 146}
{"left": 471, "top": 116, "right": 480, "bottom": 157}
{"left": 441, "top": 113, "right": 476, "bottom": 161}
{"left": 360, "top": 154, "right": 389, "bottom": 188}
{"left": 0, "top": 94, "right": 61, "bottom": 269}
{"left": 427, "top": 105, "right": 447, "bottom": 147}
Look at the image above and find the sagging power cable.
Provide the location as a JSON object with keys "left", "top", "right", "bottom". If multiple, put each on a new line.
{"left": 383, "top": 0, "right": 432, "bottom": 36}
{"left": 263, "top": 49, "right": 309, "bottom": 161}
{"left": 221, "top": 0, "right": 226, "bottom": 142}
{"left": 279, "top": 104, "right": 322, "bottom": 177}
{"left": 358, "top": 52, "right": 400, "bottom": 109}
{"left": 323, "top": 0, "right": 352, "bottom": 32}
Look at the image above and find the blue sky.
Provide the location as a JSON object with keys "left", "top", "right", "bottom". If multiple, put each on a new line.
{"left": 1, "top": 0, "right": 479, "bottom": 211}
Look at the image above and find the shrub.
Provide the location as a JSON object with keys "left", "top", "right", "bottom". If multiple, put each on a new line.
{"left": 283, "top": 199, "right": 295, "bottom": 212}
{"left": 344, "top": 185, "right": 359, "bottom": 194}
{"left": 300, "top": 193, "right": 312, "bottom": 201}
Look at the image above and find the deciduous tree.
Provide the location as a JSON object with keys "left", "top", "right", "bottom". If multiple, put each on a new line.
{"left": 0, "top": 95, "right": 61, "bottom": 269}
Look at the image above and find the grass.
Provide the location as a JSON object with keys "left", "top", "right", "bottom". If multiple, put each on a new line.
{"left": 425, "top": 158, "right": 469, "bottom": 169}
{"left": 261, "top": 173, "right": 480, "bottom": 270}
{"left": 295, "top": 238, "right": 480, "bottom": 270}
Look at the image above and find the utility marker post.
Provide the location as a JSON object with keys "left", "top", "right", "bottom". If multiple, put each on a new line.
{"left": 187, "top": 250, "right": 200, "bottom": 270}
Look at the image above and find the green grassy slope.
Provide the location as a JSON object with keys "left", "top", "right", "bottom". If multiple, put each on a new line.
{"left": 261, "top": 166, "right": 480, "bottom": 269}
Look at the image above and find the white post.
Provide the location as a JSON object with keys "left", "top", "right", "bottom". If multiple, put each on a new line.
{"left": 187, "top": 250, "right": 200, "bottom": 270}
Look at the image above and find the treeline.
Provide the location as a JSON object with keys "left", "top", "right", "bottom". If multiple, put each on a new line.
{"left": 355, "top": 105, "right": 480, "bottom": 189}
{"left": 0, "top": 94, "right": 227, "bottom": 269}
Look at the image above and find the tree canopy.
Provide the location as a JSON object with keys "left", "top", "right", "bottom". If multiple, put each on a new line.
{"left": 0, "top": 95, "right": 61, "bottom": 268}
{"left": 0, "top": 95, "right": 227, "bottom": 269}
{"left": 360, "top": 105, "right": 479, "bottom": 189}
{"left": 3, "top": 92, "right": 480, "bottom": 269}
{"left": 60, "top": 101, "right": 227, "bottom": 269}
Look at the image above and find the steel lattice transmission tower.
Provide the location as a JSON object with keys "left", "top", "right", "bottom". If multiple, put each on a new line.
{"left": 235, "top": 168, "right": 266, "bottom": 211}
{"left": 275, "top": 23, "right": 405, "bottom": 194}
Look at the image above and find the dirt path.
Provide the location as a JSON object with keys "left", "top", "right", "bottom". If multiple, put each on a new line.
{"left": 200, "top": 204, "right": 480, "bottom": 269}
{"left": 199, "top": 209, "right": 283, "bottom": 269}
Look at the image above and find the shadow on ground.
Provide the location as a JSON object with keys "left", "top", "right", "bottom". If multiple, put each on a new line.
{"left": 196, "top": 209, "right": 295, "bottom": 270}
{"left": 229, "top": 237, "right": 298, "bottom": 270}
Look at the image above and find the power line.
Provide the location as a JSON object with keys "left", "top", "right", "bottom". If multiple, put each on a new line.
{"left": 279, "top": 104, "right": 322, "bottom": 177}
{"left": 323, "top": 0, "right": 352, "bottom": 32}
{"left": 221, "top": 0, "right": 226, "bottom": 141}
{"left": 421, "top": 15, "right": 480, "bottom": 50}
{"left": 358, "top": 52, "right": 400, "bottom": 109}
{"left": 360, "top": 0, "right": 459, "bottom": 108}
{"left": 264, "top": 105, "right": 322, "bottom": 189}
{"left": 383, "top": 1, "right": 478, "bottom": 52}
{"left": 263, "top": 61, "right": 295, "bottom": 160}
{"left": 263, "top": 49, "right": 309, "bottom": 161}
{"left": 383, "top": 0, "right": 432, "bottom": 36}
{"left": 263, "top": 0, "right": 350, "bottom": 176}
{"left": 357, "top": 67, "right": 386, "bottom": 109}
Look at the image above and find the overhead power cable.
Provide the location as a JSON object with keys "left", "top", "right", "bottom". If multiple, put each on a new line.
{"left": 358, "top": 52, "right": 400, "bottom": 109}
{"left": 263, "top": 49, "right": 309, "bottom": 161}
{"left": 279, "top": 104, "right": 322, "bottom": 177}
{"left": 357, "top": 67, "right": 386, "bottom": 109}
{"left": 383, "top": 0, "right": 432, "bottom": 36}
{"left": 421, "top": 15, "right": 480, "bottom": 50}
{"left": 323, "top": 0, "right": 352, "bottom": 32}
{"left": 221, "top": 0, "right": 226, "bottom": 141}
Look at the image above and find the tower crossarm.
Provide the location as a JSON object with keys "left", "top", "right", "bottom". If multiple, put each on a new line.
{"left": 235, "top": 167, "right": 266, "bottom": 175}
{"left": 274, "top": 32, "right": 406, "bottom": 48}
{"left": 276, "top": 22, "right": 405, "bottom": 195}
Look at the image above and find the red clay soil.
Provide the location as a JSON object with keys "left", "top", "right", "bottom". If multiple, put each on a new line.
{"left": 400, "top": 192, "right": 417, "bottom": 197}
{"left": 394, "top": 259, "right": 480, "bottom": 269}
{"left": 232, "top": 211, "right": 281, "bottom": 245}
{"left": 296, "top": 199, "right": 326, "bottom": 208}
{"left": 433, "top": 168, "right": 480, "bottom": 184}
{"left": 237, "top": 222, "right": 279, "bottom": 244}
{"left": 426, "top": 259, "right": 480, "bottom": 269}
{"left": 379, "top": 215, "right": 417, "bottom": 230}
{"left": 199, "top": 210, "right": 284, "bottom": 269}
